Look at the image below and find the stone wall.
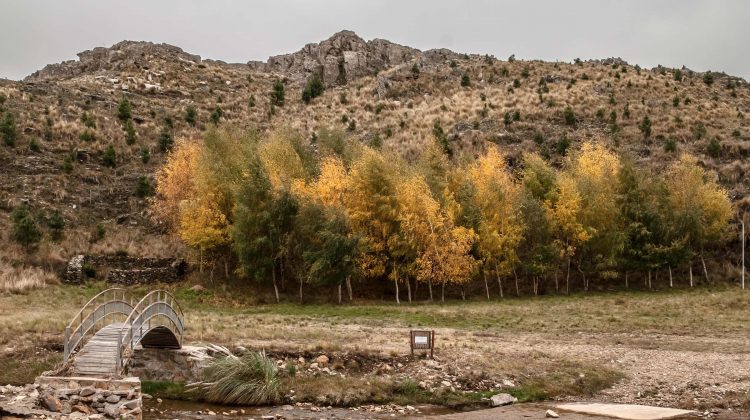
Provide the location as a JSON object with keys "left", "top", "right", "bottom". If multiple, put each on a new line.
{"left": 127, "top": 345, "right": 217, "bottom": 383}
{"left": 64, "top": 254, "right": 187, "bottom": 285}
{"left": 35, "top": 376, "right": 141, "bottom": 419}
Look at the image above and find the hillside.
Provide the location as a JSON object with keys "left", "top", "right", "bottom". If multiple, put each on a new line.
{"left": 0, "top": 30, "right": 748, "bottom": 287}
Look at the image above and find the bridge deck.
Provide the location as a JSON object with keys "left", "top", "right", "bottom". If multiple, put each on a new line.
{"left": 71, "top": 323, "right": 129, "bottom": 377}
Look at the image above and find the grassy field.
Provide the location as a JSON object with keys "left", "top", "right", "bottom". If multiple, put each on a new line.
{"left": 2, "top": 283, "right": 749, "bottom": 411}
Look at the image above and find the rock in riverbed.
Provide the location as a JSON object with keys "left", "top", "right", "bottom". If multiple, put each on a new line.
{"left": 490, "top": 393, "right": 517, "bottom": 407}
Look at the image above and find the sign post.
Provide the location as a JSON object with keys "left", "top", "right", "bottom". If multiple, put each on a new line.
{"left": 410, "top": 330, "right": 435, "bottom": 358}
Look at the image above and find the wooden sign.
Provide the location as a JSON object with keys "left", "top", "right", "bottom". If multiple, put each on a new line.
{"left": 410, "top": 330, "right": 435, "bottom": 358}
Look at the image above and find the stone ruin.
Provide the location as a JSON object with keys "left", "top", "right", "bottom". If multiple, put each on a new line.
{"left": 65, "top": 254, "right": 187, "bottom": 285}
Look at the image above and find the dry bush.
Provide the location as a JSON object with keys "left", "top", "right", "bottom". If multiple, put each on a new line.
{"left": 0, "top": 265, "right": 58, "bottom": 293}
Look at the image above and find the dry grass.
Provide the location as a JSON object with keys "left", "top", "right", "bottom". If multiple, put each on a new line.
{"left": 0, "top": 264, "right": 58, "bottom": 293}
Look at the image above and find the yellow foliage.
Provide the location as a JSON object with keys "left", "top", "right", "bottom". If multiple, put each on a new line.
{"left": 153, "top": 140, "right": 200, "bottom": 229}
{"left": 178, "top": 192, "right": 230, "bottom": 252}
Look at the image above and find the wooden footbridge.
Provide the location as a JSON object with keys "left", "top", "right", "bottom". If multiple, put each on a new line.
{"left": 62, "top": 288, "right": 184, "bottom": 377}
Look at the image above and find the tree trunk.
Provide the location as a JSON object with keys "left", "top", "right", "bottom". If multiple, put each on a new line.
{"left": 668, "top": 265, "right": 673, "bottom": 288}
{"left": 648, "top": 270, "right": 652, "bottom": 290}
{"left": 224, "top": 259, "right": 229, "bottom": 279}
{"left": 460, "top": 285, "right": 465, "bottom": 301}
{"left": 513, "top": 266, "right": 520, "bottom": 297}
{"left": 272, "top": 267, "right": 280, "bottom": 303}
{"left": 701, "top": 253, "right": 709, "bottom": 283}
{"left": 554, "top": 269, "right": 559, "bottom": 293}
{"left": 495, "top": 262, "right": 504, "bottom": 298}
{"left": 428, "top": 279, "right": 434, "bottom": 302}
{"left": 299, "top": 277, "right": 303, "bottom": 304}
{"left": 566, "top": 257, "right": 571, "bottom": 295}
{"left": 625, "top": 271, "right": 629, "bottom": 289}
{"left": 346, "top": 275, "right": 353, "bottom": 301}
{"left": 689, "top": 263, "right": 694, "bottom": 287}
{"left": 533, "top": 277, "right": 539, "bottom": 296}
{"left": 406, "top": 278, "right": 412, "bottom": 303}
{"left": 483, "top": 271, "right": 490, "bottom": 300}
{"left": 441, "top": 281, "right": 445, "bottom": 303}
{"left": 394, "top": 269, "right": 400, "bottom": 305}
{"left": 199, "top": 249, "right": 204, "bottom": 274}
{"left": 338, "top": 281, "right": 342, "bottom": 304}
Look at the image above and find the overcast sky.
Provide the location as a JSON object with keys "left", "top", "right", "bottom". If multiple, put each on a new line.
{"left": 1, "top": 0, "right": 748, "bottom": 81}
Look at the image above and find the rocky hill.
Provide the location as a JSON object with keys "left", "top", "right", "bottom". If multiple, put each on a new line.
{"left": 0, "top": 30, "right": 748, "bottom": 282}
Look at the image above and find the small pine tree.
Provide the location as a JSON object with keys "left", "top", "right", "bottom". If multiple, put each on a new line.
{"left": 117, "top": 97, "right": 132, "bottom": 122}
{"left": 707, "top": 138, "right": 722, "bottom": 158}
{"left": 47, "top": 210, "right": 65, "bottom": 241}
{"left": 158, "top": 125, "right": 174, "bottom": 152}
{"left": 411, "top": 63, "right": 420, "bottom": 78}
{"left": 639, "top": 116, "right": 652, "bottom": 139}
{"left": 210, "top": 106, "right": 223, "bottom": 125}
{"left": 29, "top": 138, "right": 41, "bottom": 153}
{"left": 461, "top": 73, "right": 471, "bottom": 87}
{"left": 185, "top": 106, "right": 197, "bottom": 127}
{"left": 62, "top": 155, "right": 74, "bottom": 173}
{"left": 12, "top": 203, "right": 41, "bottom": 249}
{"left": 135, "top": 175, "right": 152, "bottom": 197}
{"left": 563, "top": 106, "right": 576, "bottom": 125}
{"left": 271, "top": 80, "right": 285, "bottom": 106}
{"left": 102, "top": 144, "right": 117, "bottom": 168}
{"left": 141, "top": 147, "right": 151, "bottom": 164}
{"left": 1, "top": 113, "right": 17, "bottom": 147}
{"left": 124, "top": 119, "right": 136, "bottom": 145}
{"left": 673, "top": 69, "right": 683, "bottom": 82}
{"left": 703, "top": 71, "right": 714, "bottom": 86}
{"left": 248, "top": 95, "right": 256, "bottom": 108}
{"left": 302, "top": 73, "right": 325, "bottom": 104}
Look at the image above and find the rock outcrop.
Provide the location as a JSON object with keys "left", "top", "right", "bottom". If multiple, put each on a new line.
{"left": 65, "top": 254, "right": 187, "bottom": 285}
{"left": 25, "top": 41, "right": 204, "bottom": 82}
{"left": 258, "top": 30, "right": 421, "bottom": 86}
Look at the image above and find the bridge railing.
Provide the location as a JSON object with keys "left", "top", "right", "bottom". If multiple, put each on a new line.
{"left": 116, "top": 290, "right": 184, "bottom": 375}
{"left": 63, "top": 288, "right": 136, "bottom": 364}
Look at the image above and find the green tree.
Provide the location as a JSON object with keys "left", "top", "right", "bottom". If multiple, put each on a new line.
{"left": 302, "top": 73, "right": 325, "bottom": 104}
{"left": 124, "top": 119, "right": 136, "bottom": 145}
{"left": 563, "top": 106, "right": 576, "bottom": 126}
{"left": 210, "top": 106, "right": 223, "bottom": 125}
{"left": 117, "top": 96, "right": 132, "bottom": 122}
{"left": 639, "top": 116, "right": 652, "bottom": 139}
{"left": 1, "top": 113, "right": 17, "bottom": 147}
{"left": 12, "top": 203, "right": 41, "bottom": 249}
{"left": 136, "top": 175, "right": 152, "bottom": 197}
{"left": 158, "top": 125, "right": 173, "bottom": 152}
{"left": 185, "top": 106, "right": 197, "bottom": 127}
{"left": 270, "top": 80, "right": 285, "bottom": 106}
{"left": 47, "top": 210, "right": 65, "bottom": 241}
{"left": 461, "top": 73, "right": 471, "bottom": 87}
{"left": 102, "top": 144, "right": 117, "bottom": 167}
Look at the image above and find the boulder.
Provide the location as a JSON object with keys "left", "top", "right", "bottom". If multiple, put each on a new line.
{"left": 546, "top": 409, "right": 560, "bottom": 418}
{"left": 41, "top": 393, "right": 63, "bottom": 412}
{"left": 315, "top": 355, "right": 329, "bottom": 366}
{"left": 490, "top": 393, "right": 517, "bottom": 407}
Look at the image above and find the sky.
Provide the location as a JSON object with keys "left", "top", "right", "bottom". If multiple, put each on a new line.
{"left": 0, "top": 0, "right": 748, "bottom": 81}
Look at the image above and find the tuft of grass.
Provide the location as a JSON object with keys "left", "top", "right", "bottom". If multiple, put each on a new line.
{"left": 0, "top": 265, "right": 58, "bottom": 293}
{"left": 142, "top": 381, "right": 190, "bottom": 400}
{"left": 507, "top": 362, "right": 623, "bottom": 402}
{"left": 189, "top": 351, "right": 281, "bottom": 405}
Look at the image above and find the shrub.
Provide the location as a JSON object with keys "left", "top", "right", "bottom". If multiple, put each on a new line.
{"left": 248, "top": 95, "right": 256, "bottom": 108}
{"left": 135, "top": 175, "right": 152, "bottom": 197}
{"left": 508, "top": 54, "right": 516, "bottom": 62}
{"left": 80, "top": 112, "right": 96, "bottom": 128}
{"left": 664, "top": 137, "right": 677, "bottom": 153}
{"left": 210, "top": 106, "right": 223, "bottom": 125}
{"left": 672, "top": 97, "right": 680, "bottom": 107}
{"left": 185, "top": 106, "right": 197, "bottom": 127}
{"left": 12, "top": 203, "right": 41, "bottom": 249}
{"left": 703, "top": 71, "right": 714, "bottom": 86}
{"left": 141, "top": 148, "right": 151, "bottom": 164}
{"left": 521, "top": 67, "right": 530, "bottom": 78}
{"left": 1, "top": 113, "right": 17, "bottom": 147}
{"left": 673, "top": 69, "right": 683, "bottom": 81}
{"left": 411, "top": 63, "right": 420, "bottom": 78}
{"left": 707, "top": 138, "right": 722, "bottom": 158}
{"left": 79, "top": 130, "right": 95, "bottom": 142}
{"left": 29, "top": 138, "right": 41, "bottom": 153}
{"left": 270, "top": 80, "right": 285, "bottom": 106}
{"left": 563, "top": 106, "right": 576, "bottom": 126}
{"left": 503, "top": 112, "right": 512, "bottom": 127}
{"left": 62, "top": 155, "right": 74, "bottom": 173}
{"left": 692, "top": 121, "right": 706, "bottom": 139}
{"left": 158, "top": 126, "right": 173, "bottom": 152}
{"left": 90, "top": 224, "right": 106, "bottom": 243}
{"left": 513, "top": 79, "right": 521, "bottom": 88}
{"left": 639, "top": 116, "right": 652, "bottom": 139}
{"left": 124, "top": 119, "right": 136, "bottom": 145}
{"left": 82, "top": 264, "right": 96, "bottom": 278}
{"left": 47, "top": 210, "right": 65, "bottom": 241}
{"left": 189, "top": 352, "right": 281, "bottom": 405}
{"left": 557, "top": 135, "right": 571, "bottom": 156}
{"left": 732, "top": 129, "right": 741, "bottom": 138}
{"left": 347, "top": 119, "right": 356, "bottom": 132}
{"left": 460, "top": 73, "right": 471, "bottom": 87}
{"left": 102, "top": 144, "right": 117, "bottom": 168}
{"left": 117, "top": 96, "right": 132, "bottom": 122}
{"left": 302, "top": 73, "right": 325, "bottom": 104}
